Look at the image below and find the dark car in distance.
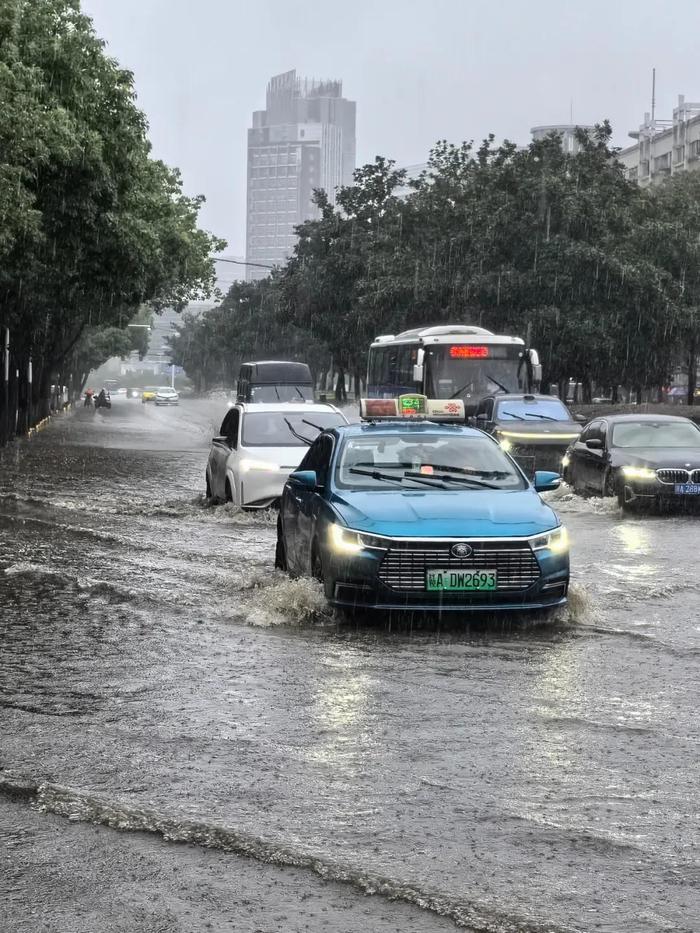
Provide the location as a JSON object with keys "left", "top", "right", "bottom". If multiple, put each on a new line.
{"left": 562, "top": 414, "right": 700, "bottom": 510}
{"left": 474, "top": 394, "right": 583, "bottom": 476}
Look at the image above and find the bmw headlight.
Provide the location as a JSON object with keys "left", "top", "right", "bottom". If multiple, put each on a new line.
{"left": 530, "top": 526, "right": 569, "bottom": 554}
{"left": 330, "top": 524, "right": 387, "bottom": 554}
{"left": 621, "top": 466, "right": 656, "bottom": 481}
{"left": 561, "top": 454, "right": 570, "bottom": 468}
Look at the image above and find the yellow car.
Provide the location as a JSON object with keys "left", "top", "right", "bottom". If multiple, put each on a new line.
{"left": 141, "top": 386, "right": 159, "bottom": 403}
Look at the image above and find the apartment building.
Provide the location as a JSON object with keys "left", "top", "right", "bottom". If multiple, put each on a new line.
{"left": 245, "top": 69, "right": 356, "bottom": 279}
{"left": 618, "top": 95, "right": 700, "bottom": 186}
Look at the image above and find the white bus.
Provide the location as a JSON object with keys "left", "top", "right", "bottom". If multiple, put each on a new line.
{"left": 367, "top": 325, "right": 541, "bottom": 416}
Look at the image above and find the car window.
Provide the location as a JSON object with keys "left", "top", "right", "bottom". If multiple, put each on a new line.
{"left": 297, "top": 434, "right": 334, "bottom": 485}
{"left": 496, "top": 398, "right": 571, "bottom": 421}
{"left": 611, "top": 421, "right": 700, "bottom": 448}
{"left": 219, "top": 408, "right": 240, "bottom": 445}
{"left": 241, "top": 411, "right": 346, "bottom": 447}
{"left": 335, "top": 433, "right": 526, "bottom": 490}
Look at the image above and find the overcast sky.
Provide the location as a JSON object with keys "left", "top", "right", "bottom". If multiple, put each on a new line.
{"left": 83, "top": 0, "right": 700, "bottom": 261}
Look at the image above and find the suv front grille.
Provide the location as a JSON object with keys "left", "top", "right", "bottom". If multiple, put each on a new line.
{"left": 378, "top": 540, "right": 540, "bottom": 593}
{"left": 656, "top": 468, "right": 700, "bottom": 485}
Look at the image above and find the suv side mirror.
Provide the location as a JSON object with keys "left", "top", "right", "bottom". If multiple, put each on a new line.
{"left": 476, "top": 412, "right": 489, "bottom": 422}
{"left": 574, "top": 413, "right": 587, "bottom": 424}
{"left": 534, "top": 471, "right": 561, "bottom": 492}
{"left": 585, "top": 438, "right": 603, "bottom": 450}
{"left": 289, "top": 469, "right": 317, "bottom": 490}
{"left": 412, "top": 364, "right": 424, "bottom": 382}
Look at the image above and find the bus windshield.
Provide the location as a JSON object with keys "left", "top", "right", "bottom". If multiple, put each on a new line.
{"left": 424, "top": 345, "right": 523, "bottom": 401}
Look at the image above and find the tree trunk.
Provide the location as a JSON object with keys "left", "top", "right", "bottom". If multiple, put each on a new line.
{"left": 687, "top": 339, "right": 697, "bottom": 407}
{"left": 335, "top": 367, "right": 346, "bottom": 403}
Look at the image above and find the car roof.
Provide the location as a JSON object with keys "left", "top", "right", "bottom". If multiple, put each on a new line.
{"left": 332, "top": 421, "right": 486, "bottom": 439}
{"left": 238, "top": 401, "right": 344, "bottom": 416}
{"left": 492, "top": 394, "right": 567, "bottom": 403}
{"left": 596, "top": 413, "right": 697, "bottom": 424}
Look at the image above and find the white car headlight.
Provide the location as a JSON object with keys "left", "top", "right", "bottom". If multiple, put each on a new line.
{"left": 530, "top": 526, "right": 569, "bottom": 554}
{"left": 498, "top": 436, "right": 513, "bottom": 452}
{"left": 329, "top": 525, "right": 386, "bottom": 555}
{"left": 240, "top": 458, "right": 280, "bottom": 472}
{"left": 561, "top": 454, "right": 570, "bottom": 468}
{"left": 330, "top": 524, "right": 364, "bottom": 554}
{"left": 621, "top": 466, "right": 656, "bottom": 481}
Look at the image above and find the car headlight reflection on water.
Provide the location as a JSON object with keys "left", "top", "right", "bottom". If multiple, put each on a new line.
{"left": 621, "top": 466, "right": 657, "bottom": 481}
{"left": 530, "top": 526, "right": 569, "bottom": 554}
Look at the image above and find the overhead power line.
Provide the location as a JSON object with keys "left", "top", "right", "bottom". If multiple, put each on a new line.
{"left": 214, "top": 257, "right": 274, "bottom": 270}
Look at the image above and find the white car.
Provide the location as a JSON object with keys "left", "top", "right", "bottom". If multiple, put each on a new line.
{"left": 155, "top": 386, "right": 179, "bottom": 406}
{"left": 206, "top": 402, "right": 349, "bottom": 508}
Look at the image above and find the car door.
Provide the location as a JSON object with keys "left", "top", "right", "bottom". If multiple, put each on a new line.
{"left": 209, "top": 407, "right": 239, "bottom": 499}
{"left": 568, "top": 423, "right": 592, "bottom": 491}
{"left": 283, "top": 435, "right": 331, "bottom": 574}
{"left": 577, "top": 420, "right": 605, "bottom": 491}
{"left": 590, "top": 420, "right": 610, "bottom": 493}
{"left": 296, "top": 434, "right": 334, "bottom": 572}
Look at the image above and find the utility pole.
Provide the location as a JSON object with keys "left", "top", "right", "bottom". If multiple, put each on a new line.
{"left": 2, "top": 328, "right": 8, "bottom": 444}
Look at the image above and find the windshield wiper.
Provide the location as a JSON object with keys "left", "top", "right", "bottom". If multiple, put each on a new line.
{"left": 449, "top": 380, "right": 475, "bottom": 400}
{"left": 301, "top": 418, "right": 327, "bottom": 433}
{"left": 501, "top": 410, "right": 525, "bottom": 420}
{"left": 283, "top": 417, "right": 314, "bottom": 446}
{"left": 349, "top": 467, "right": 447, "bottom": 489}
{"left": 349, "top": 467, "right": 404, "bottom": 483}
{"left": 430, "top": 464, "right": 510, "bottom": 479}
{"left": 404, "top": 471, "right": 499, "bottom": 489}
{"left": 487, "top": 374, "right": 510, "bottom": 393}
{"left": 521, "top": 412, "right": 558, "bottom": 421}
{"left": 294, "top": 386, "right": 306, "bottom": 400}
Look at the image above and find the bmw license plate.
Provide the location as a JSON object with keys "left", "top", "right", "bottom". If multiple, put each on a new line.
{"left": 426, "top": 569, "right": 497, "bottom": 591}
{"left": 674, "top": 483, "right": 700, "bottom": 495}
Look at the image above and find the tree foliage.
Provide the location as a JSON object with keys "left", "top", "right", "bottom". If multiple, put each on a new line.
{"left": 189, "top": 125, "right": 696, "bottom": 404}
{"left": 0, "top": 0, "right": 224, "bottom": 440}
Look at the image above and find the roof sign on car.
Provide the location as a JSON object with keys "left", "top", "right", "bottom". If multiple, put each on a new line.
{"left": 360, "top": 395, "right": 465, "bottom": 422}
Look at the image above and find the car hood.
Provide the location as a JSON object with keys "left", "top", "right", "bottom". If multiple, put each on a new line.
{"left": 328, "top": 488, "right": 558, "bottom": 538}
{"left": 495, "top": 420, "right": 582, "bottom": 442}
{"left": 610, "top": 447, "right": 700, "bottom": 469}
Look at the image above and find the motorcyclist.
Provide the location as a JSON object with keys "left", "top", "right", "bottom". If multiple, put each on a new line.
{"left": 84, "top": 388, "right": 94, "bottom": 407}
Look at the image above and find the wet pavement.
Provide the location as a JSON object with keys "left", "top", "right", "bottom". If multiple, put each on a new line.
{"left": 0, "top": 399, "right": 698, "bottom": 933}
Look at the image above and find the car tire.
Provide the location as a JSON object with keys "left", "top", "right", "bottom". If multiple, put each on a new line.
{"left": 275, "top": 516, "right": 287, "bottom": 571}
{"left": 311, "top": 541, "right": 333, "bottom": 599}
{"left": 603, "top": 468, "right": 616, "bottom": 498}
{"left": 225, "top": 479, "right": 234, "bottom": 505}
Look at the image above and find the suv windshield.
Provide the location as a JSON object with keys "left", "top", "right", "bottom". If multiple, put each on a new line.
{"left": 242, "top": 411, "right": 345, "bottom": 446}
{"left": 249, "top": 384, "right": 313, "bottom": 402}
{"left": 611, "top": 421, "right": 700, "bottom": 448}
{"left": 496, "top": 398, "right": 571, "bottom": 421}
{"left": 335, "top": 433, "right": 526, "bottom": 490}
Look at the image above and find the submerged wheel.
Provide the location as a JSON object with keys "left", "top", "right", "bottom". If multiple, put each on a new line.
{"left": 603, "top": 469, "right": 616, "bottom": 498}
{"left": 224, "top": 479, "right": 233, "bottom": 503}
{"left": 275, "top": 516, "right": 287, "bottom": 571}
{"left": 311, "top": 543, "right": 325, "bottom": 584}
{"left": 205, "top": 471, "right": 212, "bottom": 499}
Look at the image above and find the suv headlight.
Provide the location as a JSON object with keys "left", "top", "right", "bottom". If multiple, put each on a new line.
{"left": 530, "top": 526, "right": 569, "bottom": 554}
{"left": 621, "top": 466, "right": 656, "bottom": 481}
{"left": 329, "top": 524, "right": 387, "bottom": 554}
{"left": 240, "top": 458, "right": 279, "bottom": 472}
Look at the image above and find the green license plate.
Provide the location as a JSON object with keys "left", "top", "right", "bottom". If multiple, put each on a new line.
{"left": 426, "top": 569, "right": 497, "bottom": 591}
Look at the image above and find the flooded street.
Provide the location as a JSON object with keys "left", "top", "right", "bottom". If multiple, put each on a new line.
{"left": 1, "top": 399, "right": 698, "bottom": 933}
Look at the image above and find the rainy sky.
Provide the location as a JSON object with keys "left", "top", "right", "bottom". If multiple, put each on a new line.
{"left": 83, "top": 0, "right": 700, "bottom": 257}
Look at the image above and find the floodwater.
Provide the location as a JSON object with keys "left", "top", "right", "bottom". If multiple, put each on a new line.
{"left": 0, "top": 399, "right": 698, "bottom": 933}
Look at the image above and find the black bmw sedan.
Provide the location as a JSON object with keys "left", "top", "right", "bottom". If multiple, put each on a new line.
{"left": 562, "top": 413, "right": 700, "bottom": 509}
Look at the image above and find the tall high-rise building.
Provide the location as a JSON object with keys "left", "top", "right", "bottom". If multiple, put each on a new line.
{"left": 245, "top": 69, "right": 356, "bottom": 279}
